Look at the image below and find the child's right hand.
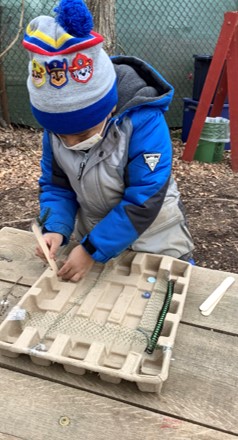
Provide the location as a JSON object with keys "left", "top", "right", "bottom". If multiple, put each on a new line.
{"left": 35, "top": 232, "right": 63, "bottom": 261}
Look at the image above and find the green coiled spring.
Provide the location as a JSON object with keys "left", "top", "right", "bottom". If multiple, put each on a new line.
{"left": 145, "top": 279, "right": 175, "bottom": 354}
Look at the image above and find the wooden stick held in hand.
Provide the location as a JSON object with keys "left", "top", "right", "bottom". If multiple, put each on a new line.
{"left": 31, "top": 220, "right": 58, "bottom": 274}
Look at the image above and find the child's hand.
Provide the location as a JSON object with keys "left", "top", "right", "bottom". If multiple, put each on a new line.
{"left": 35, "top": 232, "right": 63, "bottom": 260}
{"left": 57, "top": 244, "right": 94, "bottom": 282}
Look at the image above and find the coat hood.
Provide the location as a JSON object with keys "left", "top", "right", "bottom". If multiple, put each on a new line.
{"left": 112, "top": 55, "right": 174, "bottom": 115}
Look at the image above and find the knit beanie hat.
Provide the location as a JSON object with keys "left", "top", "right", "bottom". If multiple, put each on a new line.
{"left": 22, "top": 0, "right": 118, "bottom": 134}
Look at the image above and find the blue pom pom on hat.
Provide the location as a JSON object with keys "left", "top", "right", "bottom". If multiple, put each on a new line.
{"left": 22, "top": 0, "right": 118, "bottom": 134}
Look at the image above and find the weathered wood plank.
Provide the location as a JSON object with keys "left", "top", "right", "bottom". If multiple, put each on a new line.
{"left": 183, "top": 266, "right": 238, "bottom": 333}
{"left": 0, "top": 325, "right": 238, "bottom": 434}
{"left": 0, "top": 228, "right": 45, "bottom": 285}
{"left": 0, "top": 228, "right": 76, "bottom": 285}
{"left": 0, "top": 434, "right": 23, "bottom": 440}
{"left": 0, "top": 368, "right": 236, "bottom": 440}
{"left": 161, "top": 324, "right": 238, "bottom": 433}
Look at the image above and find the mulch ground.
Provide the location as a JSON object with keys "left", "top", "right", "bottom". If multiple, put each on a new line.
{"left": 0, "top": 126, "right": 238, "bottom": 273}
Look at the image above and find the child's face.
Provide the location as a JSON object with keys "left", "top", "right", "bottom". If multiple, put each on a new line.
{"left": 59, "top": 119, "right": 107, "bottom": 147}
{"left": 58, "top": 106, "right": 116, "bottom": 147}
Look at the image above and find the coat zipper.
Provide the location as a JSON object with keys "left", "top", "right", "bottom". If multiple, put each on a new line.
{"left": 77, "top": 153, "right": 89, "bottom": 180}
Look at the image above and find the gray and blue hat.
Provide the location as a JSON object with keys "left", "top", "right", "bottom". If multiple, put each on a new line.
{"left": 22, "top": 0, "right": 118, "bottom": 134}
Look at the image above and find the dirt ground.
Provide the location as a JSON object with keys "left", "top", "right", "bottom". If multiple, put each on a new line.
{"left": 0, "top": 126, "right": 238, "bottom": 273}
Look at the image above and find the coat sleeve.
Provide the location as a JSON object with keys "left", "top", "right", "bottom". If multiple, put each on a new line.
{"left": 81, "top": 107, "right": 172, "bottom": 262}
{"left": 39, "top": 130, "right": 78, "bottom": 242}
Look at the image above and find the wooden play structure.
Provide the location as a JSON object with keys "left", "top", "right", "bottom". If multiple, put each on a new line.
{"left": 182, "top": 11, "right": 238, "bottom": 172}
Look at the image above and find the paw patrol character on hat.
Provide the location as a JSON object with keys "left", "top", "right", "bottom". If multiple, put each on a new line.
{"left": 69, "top": 53, "right": 93, "bottom": 83}
{"left": 45, "top": 59, "right": 68, "bottom": 88}
{"left": 31, "top": 59, "right": 46, "bottom": 88}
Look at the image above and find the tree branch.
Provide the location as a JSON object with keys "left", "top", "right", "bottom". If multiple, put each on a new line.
{"left": 0, "top": 0, "right": 24, "bottom": 60}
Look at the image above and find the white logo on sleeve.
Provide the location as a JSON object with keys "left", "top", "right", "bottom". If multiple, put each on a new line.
{"left": 143, "top": 153, "right": 161, "bottom": 171}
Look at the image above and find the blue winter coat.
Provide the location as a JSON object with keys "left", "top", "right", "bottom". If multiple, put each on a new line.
{"left": 39, "top": 56, "right": 194, "bottom": 262}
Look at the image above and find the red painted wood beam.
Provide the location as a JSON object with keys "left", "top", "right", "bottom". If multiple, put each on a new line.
{"left": 210, "top": 65, "right": 227, "bottom": 117}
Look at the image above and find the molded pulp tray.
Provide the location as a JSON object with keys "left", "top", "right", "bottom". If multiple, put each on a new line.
{"left": 0, "top": 252, "right": 192, "bottom": 393}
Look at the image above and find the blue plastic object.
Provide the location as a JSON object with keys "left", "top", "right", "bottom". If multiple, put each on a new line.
{"left": 142, "top": 291, "right": 151, "bottom": 299}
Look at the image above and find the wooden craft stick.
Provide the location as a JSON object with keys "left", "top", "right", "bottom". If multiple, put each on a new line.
{"left": 31, "top": 221, "right": 58, "bottom": 273}
{"left": 200, "top": 295, "right": 224, "bottom": 316}
{"left": 199, "top": 276, "right": 235, "bottom": 315}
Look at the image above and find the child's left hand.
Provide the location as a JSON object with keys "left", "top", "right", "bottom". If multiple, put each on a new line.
{"left": 58, "top": 244, "right": 94, "bottom": 281}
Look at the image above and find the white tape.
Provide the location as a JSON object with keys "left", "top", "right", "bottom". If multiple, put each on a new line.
{"left": 7, "top": 306, "right": 26, "bottom": 321}
{"left": 28, "top": 343, "right": 47, "bottom": 356}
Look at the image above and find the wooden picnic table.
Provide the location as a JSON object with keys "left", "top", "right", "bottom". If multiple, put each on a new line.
{"left": 0, "top": 227, "right": 237, "bottom": 440}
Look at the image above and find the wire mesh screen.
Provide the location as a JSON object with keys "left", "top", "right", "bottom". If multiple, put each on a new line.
{"left": 0, "top": 0, "right": 56, "bottom": 127}
{"left": 115, "top": 0, "right": 238, "bottom": 126}
{"left": 0, "top": 0, "right": 238, "bottom": 128}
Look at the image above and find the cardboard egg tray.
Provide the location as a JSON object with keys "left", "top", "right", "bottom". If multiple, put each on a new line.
{"left": 0, "top": 251, "right": 192, "bottom": 393}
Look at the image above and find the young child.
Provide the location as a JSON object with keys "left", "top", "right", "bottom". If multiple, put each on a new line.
{"left": 22, "top": 0, "right": 194, "bottom": 281}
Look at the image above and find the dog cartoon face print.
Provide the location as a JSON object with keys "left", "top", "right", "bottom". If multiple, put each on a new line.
{"left": 45, "top": 59, "right": 68, "bottom": 88}
{"left": 31, "top": 59, "right": 46, "bottom": 87}
{"left": 69, "top": 53, "right": 93, "bottom": 83}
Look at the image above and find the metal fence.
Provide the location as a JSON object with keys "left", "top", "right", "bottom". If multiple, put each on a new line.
{"left": 1, "top": 0, "right": 238, "bottom": 128}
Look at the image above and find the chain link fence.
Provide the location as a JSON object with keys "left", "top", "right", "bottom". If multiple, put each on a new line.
{"left": 0, "top": 0, "right": 238, "bottom": 128}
